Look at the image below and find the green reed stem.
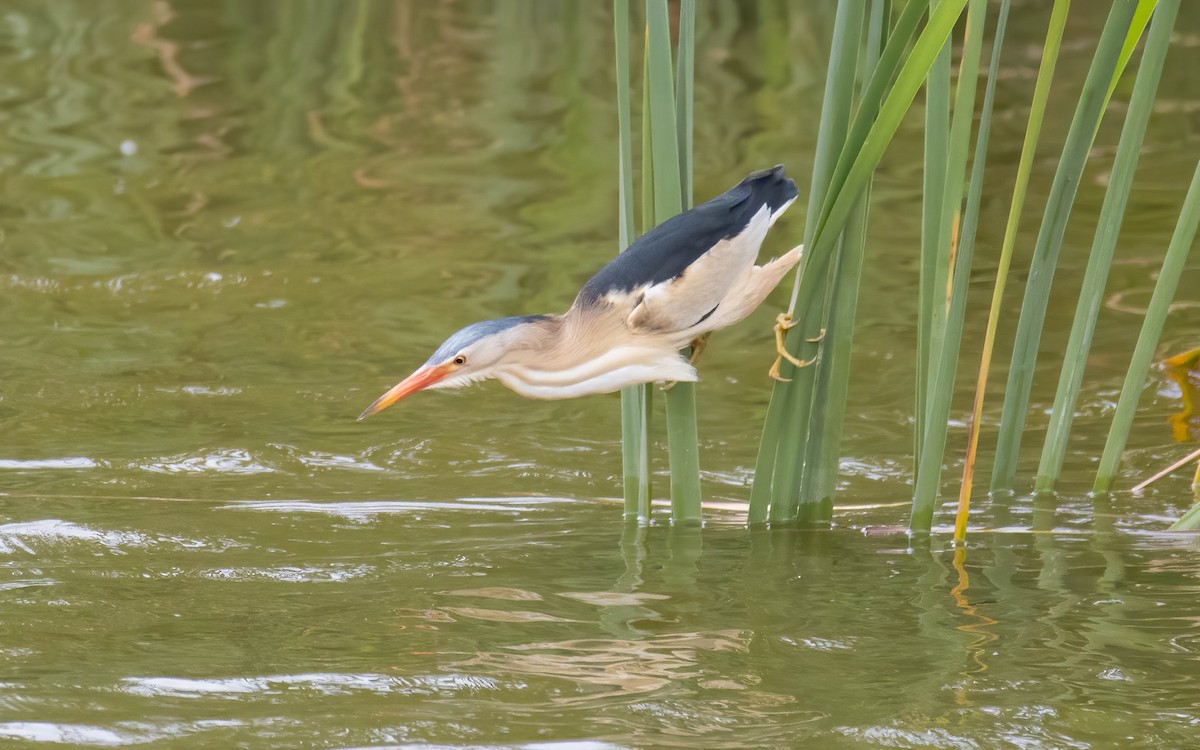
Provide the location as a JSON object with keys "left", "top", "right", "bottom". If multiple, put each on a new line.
{"left": 949, "top": 0, "right": 1010, "bottom": 542}
{"left": 749, "top": 0, "right": 926, "bottom": 525}
{"left": 911, "top": 0, "right": 996, "bottom": 534}
{"left": 642, "top": 38, "right": 654, "bottom": 237}
{"left": 916, "top": 1, "right": 952, "bottom": 474}
{"left": 925, "top": 0, "right": 976, "bottom": 434}
{"left": 805, "top": 0, "right": 965, "bottom": 261}
{"left": 753, "top": 0, "right": 865, "bottom": 525}
{"left": 802, "top": 0, "right": 887, "bottom": 513}
{"left": 614, "top": 0, "right": 651, "bottom": 521}
{"left": 990, "top": 0, "right": 1139, "bottom": 493}
{"left": 1036, "top": 0, "right": 1178, "bottom": 493}
{"left": 672, "top": 0, "right": 697, "bottom": 526}
{"left": 638, "top": 30, "right": 658, "bottom": 521}
{"left": 956, "top": 0, "right": 1068, "bottom": 522}
{"left": 1111, "top": 0, "right": 1159, "bottom": 104}
{"left": 754, "top": 0, "right": 964, "bottom": 524}
{"left": 675, "top": 0, "right": 694, "bottom": 205}
{"left": 645, "top": 0, "right": 702, "bottom": 524}
{"left": 613, "top": 0, "right": 634, "bottom": 278}
{"left": 1095, "top": 162, "right": 1200, "bottom": 493}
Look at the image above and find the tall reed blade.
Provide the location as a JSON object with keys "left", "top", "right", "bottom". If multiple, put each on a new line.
{"left": 644, "top": 0, "right": 702, "bottom": 524}
{"left": 639, "top": 31, "right": 656, "bottom": 521}
{"left": 949, "top": 0, "right": 1010, "bottom": 542}
{"left": 670, "top": 0, "right": 698, "bottom": 525}
{"left": 613, "top": 0, "right": 651, "bottom": 521}
{"left": 924, "top": 0, "right": 981, "bottom": 434}
{"left": 1035, "top": 0, "right": 1179, "bottom": 492}
{"left": 748, "top": 0, "right": 928, "bottom": 525}
{"left": 642, "top": 40, "right": 655, "bottom": 236}
{"left": 754, "top": 0, "right": 966, "bottom": 523}
{"left": 781, "top": 0, "right": 970, "bottom": 524}
{"left": 1095, "top": 161, "right": 1200, "bottom": 493}
{"left": 1110, "top": 0, "right": 1160, "bottom": 104}
{"left": 751, "top": 0, "right": 865, "bottom": 525}
{"left": 802, "top": 0, "right": 888, "bottom": 512}
{"left": 910, "top": 0, "right": 998, "bottom": 534}
{"left": 990, "top": 0, "right": 1140, "bottom": 493}
{"left": 956, "top": 0, "right": 1068, "bottom": 525}
{"left": 795, "top": 0, "right": 928, "bottom": 253}
{"left": 675, "top": 0, "right": 694, "bottom": 205}
{"left": 916, "top": 1, "right": 952, "bottom": 473}
{"left": 805, "top": 0, "right": 966, "bottom": 257}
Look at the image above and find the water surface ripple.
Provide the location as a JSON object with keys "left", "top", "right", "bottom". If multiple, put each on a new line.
{"left": 2, "top": 1, "right": 1200, "bottom": 747}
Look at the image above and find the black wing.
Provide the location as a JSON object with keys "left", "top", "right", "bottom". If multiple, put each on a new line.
{"left": 576, "top": 165, "right": 799, "bottom": 305}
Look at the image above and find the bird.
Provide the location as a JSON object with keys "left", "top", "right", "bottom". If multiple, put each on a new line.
{"left": 358, "top": 165, "right": 804, "bottom": 420}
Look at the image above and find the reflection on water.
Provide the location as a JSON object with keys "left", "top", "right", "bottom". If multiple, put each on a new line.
{"left": 2, "top": 0, "right": 1200, "bottom": 747}
{"left": 3, "top": 495, "right": 1200, "bottom": 746}
{"left": 460, "top": 630, "right": 751, "bottom": 703}
{"left": 1165, "top": 347, "right": 1200, "bottom": 442}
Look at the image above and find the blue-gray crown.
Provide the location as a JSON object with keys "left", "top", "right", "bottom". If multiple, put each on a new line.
{"left": 426, "top": 315, "right": 550, "bottom": 365}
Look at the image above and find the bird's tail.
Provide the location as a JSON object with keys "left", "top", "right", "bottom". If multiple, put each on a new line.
{"left": 739, "top": 165, "right": 799, "bottom": 225}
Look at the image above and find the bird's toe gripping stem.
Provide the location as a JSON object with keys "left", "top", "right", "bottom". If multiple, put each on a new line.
{"left": 768, "top": 313, "right": 821, "bottom": 382}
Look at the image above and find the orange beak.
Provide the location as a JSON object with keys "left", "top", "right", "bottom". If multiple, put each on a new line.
{"left": 357, "top": 364, "right": 453, "bottom": 420}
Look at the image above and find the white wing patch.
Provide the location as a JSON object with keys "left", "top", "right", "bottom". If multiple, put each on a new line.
{"left": 770, "top": 196, "right": 797, "bottom": 226}
{"left": 626, "top": 204, "right": 776, "bottom": 336}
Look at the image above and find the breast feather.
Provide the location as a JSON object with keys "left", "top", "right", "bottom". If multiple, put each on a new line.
{"left": 496, "top": 346, "right": 697, "bottom": 398}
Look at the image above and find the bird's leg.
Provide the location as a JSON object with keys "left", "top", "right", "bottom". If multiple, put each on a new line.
{"left": 687, "top": 332, "right": 712, "bottom": 366}
{"left": 662, "top": 333, "right": 714, "bottom": 391}
{"left": 768, "top": 313, "right": 818, "bottom": 382}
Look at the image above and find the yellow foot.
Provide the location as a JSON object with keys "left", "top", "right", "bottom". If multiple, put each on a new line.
{"left": 768, "top": 313, "right": 818, "bottom": 382}
{"left": 664, "top": 334, "right": 714, "bottom": 390}
{"left": 768, "top": 353, "right": 821, "bottom": 382}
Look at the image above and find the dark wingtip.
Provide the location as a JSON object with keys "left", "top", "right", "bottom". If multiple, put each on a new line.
{"left": 741, "top": 164, "right": 787, "bottom": 182}
{"left": 739, "top": 165, "right": 797, "bottom": 212}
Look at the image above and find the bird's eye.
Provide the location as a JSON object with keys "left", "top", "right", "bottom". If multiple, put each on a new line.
{"left": 453, "top": 355, "right": 467, "bottom": 366}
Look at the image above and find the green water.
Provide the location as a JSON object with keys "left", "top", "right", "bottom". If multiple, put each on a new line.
{"left": 3, "top": 2, "right": 1200, "bottom": 747}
